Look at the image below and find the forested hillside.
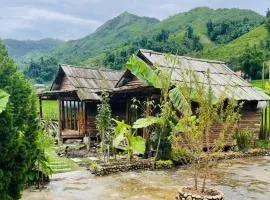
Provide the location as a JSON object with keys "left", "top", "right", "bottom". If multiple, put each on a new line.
{"left": 201, "top": 25, "right": 270, "bottom": 61}
{"left": 4, "top": 7, "right": 268, "bottom": 83}
{"left": 3, "top": 38, "right": 64, "bottom": 59}
{"left": 50, "top": 12, "right": 159, "bottom": 65}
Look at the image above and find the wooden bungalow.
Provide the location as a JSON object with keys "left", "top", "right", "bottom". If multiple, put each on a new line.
{"left": 114, "top": 49, "right": 270, "bottom": 146}
{"left": 40, "top": 49, "right": 270, "bottom": 145}
{"left": 39, "top": 64, "right": 125, "bottom": 143}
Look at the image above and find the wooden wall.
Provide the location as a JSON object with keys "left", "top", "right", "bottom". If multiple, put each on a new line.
{"left": 86, "top": 102, "right": 98, "bottom": 137}
{"left": 207, "top": 102, "right": 260, "bottom": 147}
{"left": 60, "top": 75, "right": 75, "bottom": 90}
{"left": 178, "top": 101, "right": 261, "bottom": 148}
{"left": 111, "top": 102, "right": 127, "bottom": 122}
{"left": 85, "top": 101, "right": 127, "bottom": 138}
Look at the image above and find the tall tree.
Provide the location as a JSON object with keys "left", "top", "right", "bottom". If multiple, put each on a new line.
{"left": 0, "top": 41, "right": 39, "bottom": 199}
{"left": 266, "top": 8, "right": 270, "bottom": 32}
{"left": 239, "top": 44, "right": 264, "bottom": 79}
{"left": 25, "top": 56, "right": 58, "bottom": 83}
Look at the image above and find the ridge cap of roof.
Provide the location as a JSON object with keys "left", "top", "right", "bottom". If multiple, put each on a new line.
{"left": 60, "top": 64, "right": 124, "bottom": 73}
{"left": 139, "top": 49, "right": 225, "bottom": 64}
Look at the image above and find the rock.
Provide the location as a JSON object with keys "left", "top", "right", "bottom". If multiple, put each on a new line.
{"left": 186, "top": 196, "right": 192, "bottom": 200}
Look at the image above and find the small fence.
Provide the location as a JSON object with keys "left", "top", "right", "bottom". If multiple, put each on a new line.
{"left": 260, "top": 101, "right": 270, "bottom": 140}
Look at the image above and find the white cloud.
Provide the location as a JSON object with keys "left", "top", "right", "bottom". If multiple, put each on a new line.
{"left": 25, "top": 8, "right": 100, "bottom": 26}
{"left": 0, "top": 0, "right": 268, "bottom": 40}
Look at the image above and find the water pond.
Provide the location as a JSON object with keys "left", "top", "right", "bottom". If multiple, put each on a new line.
{"left": 22, "top": 156, "right": 270, "bottom": 200}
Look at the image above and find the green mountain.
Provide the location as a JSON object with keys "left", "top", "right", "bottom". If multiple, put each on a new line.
{"left": 79, "top": 7, "right": 263, "bottom": 66}
{"left": 50, "top": 12, "right": 159, "bottom": 64}
{"left": 154, "top": 7, "right": 264, "bottom": 47}
{"left": 3, "top": 38, "right": 64, "bottom": 59}
{"left": 6, "top": 7, "right": 267, "bottom": 83}
{"left": 200, "top": 25, "right": 270, "bottom": 61}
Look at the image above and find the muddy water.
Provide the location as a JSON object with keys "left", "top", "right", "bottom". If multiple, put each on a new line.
{"left": 22, "top": 156, "right": 270, "bottom": 200}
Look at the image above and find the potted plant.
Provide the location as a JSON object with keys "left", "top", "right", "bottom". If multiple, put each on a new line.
{"left": 173, "top": 70, "right": 241, "bottom": 200}
{"left": 125, "top": 55, "right": 242, "bottom": 199}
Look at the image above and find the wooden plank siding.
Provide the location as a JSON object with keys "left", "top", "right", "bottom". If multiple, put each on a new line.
{"left": 86, "top": 102, "right": 98, "bottom": 138}
{"left": 60, "top": 75, "right": 75, "bottom": 90}
{"left": 178, "top": 109, "right": 261, "bottom": 148}
{"left": 85, "top": 101, "right": 127, "bottom": 138}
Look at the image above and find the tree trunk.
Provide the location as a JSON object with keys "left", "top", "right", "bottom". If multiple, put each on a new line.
{"left": 154, "top": 129, "right": 163, "bottom": 160}
{"left": 202, "top": 174, "right": 207, "bottom": 192}
{"left": 194, "top": 172, "right": 198, "bottom": 190}
{"left": 37, "top": 162, "right": 40, "bottom": 189}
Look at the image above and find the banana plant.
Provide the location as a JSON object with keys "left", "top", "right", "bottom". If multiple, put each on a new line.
{"left": 112, "top": 119, "right": 145, "bottom": 160}
{"left": 126, "top": 55, "right": 191, "bottom": 159}
{"left": 0, "top": 89, "right": 10, "bottom": 114}
{"left": 126, "top": 55, "right": 162, "bottom": 88}
{"left": 126, "top": 55, "right": 191, "bottom": 116}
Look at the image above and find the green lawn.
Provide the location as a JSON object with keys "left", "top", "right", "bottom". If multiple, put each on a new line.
{"left": 250, "top": 80, "right": 270, "bottom": 90}
{"left": 42, "top": 100, "right": 59, "bottom": 120}
{"left": 250, "top": 80, "right": 265, "bottom": 88}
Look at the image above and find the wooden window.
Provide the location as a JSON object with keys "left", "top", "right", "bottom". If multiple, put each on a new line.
{"left": 62, "top": 100, "right": 82, "bottom": 131}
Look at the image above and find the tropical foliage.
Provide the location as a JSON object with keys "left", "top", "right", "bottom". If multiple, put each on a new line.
{"left": 127, "top": 55, "right": 189, "bottom": 160}
{"left": 126, "top": 54, "right": 242, "bottom": 193}
{"left": 112, "top": 119, "right": 145, "bottom": 160}
{"left": 96, "top": 91, "right": 113, "bottom": 162}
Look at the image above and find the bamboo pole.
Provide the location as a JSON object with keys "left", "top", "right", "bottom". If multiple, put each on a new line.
{"left": 262, "top": 62, "right": 265, "bottom": 89}
{"left": 268, "top": 61, "right": 270, "bottom": 82}
{"left": 39, "top": 97, "right": 43, "bottom": 120}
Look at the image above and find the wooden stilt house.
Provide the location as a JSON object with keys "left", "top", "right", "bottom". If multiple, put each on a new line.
{"left": 40, "top": 49, "right": 270, "bottom": 145}
{"left": 39, "top": 65, "right": 125, "bottom": 142}
{"left": 114, "top": 49, "right": 270, "bottom": 146}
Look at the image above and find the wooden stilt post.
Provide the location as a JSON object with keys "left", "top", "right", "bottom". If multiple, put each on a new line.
{"left": 58, "top": 99, "right": 63, "bottom": 145}
{"left": 39, "top": 97, "right": 43, "bottom": 120}
{"left": 126, "top": 98, "right": 130, "bottom": 124}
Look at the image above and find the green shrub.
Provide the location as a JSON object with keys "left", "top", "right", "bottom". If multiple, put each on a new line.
{"left": 256, "top": 140, "right": 269, "bottom": 149}
{"left": 155, "top": 160, "right": 173, "bottom": 169}
{"left": 234, "top": 129, "right": 253, "bottom": 152}
{"left": 89, "top": 160, "right": 98, "bottom": 173}
{"left": 171, "top": 147, "right": 192, "bottom": 164}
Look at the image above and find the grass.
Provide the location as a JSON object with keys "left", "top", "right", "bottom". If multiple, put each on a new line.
{"left": 250, "top": 80, "right": 265, "bottom": 88}
{"left": 42, "top": 100, "right": 58, "bottom": 120}
{"left": 250, "top": 80, "right": 270, "bottom": 92}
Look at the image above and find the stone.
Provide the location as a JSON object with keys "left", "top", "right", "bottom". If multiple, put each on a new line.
{"left": 83, "top": 136, "right": 89, "bottom": 144}
{"left": 88, "top": 156, "right": 99, "bottom": 161}
{"left": 186, "top": 196, "right": 192, "bottom": 200}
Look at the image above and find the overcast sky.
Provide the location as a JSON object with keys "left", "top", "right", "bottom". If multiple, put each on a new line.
{"left": 0, "top": 0, "right": 269, "bottom": 41}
